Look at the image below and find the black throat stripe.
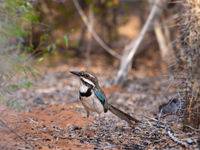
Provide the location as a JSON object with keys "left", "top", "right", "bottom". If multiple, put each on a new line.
{"left": 80, "top": 89, "right": 92, "bottom": 97}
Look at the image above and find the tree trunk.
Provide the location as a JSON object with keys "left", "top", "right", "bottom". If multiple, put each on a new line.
{"left": 177, "top": 0, "right": 200, "bottom": 131}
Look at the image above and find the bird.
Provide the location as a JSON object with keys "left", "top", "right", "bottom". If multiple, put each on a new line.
{"left": 70, "top": 70, "right": 141, "bottom": 127}
{"left": 159, "top": 98, "right": 181, "bottom": 116}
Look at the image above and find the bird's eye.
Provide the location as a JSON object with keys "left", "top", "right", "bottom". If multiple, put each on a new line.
{"left": 86, "top": 74, "right": 89, "bottom": 77}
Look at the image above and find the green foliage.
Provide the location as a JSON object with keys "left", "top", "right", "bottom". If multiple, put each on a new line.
{"left": 45, "top": 44, "right": 57, "bottom": 53}
{"left": 64, "top": 35, "right": 69, "bottom": 48}
{"left": 64, "top": 49, "right": 75, "bottom": 60}
{"left": 86, "top": 0, "right": 92, "bottom": 5}
{"left": 72, "top": 41, "right": 79, "bottom": 47}
{"left": 141, "top": 0, "right": 148, "bottom": 7}
{"left": 106, "top": 1, "right": 113, "bottom": 7}
{"left": 123, "top": 3, "right": 130, "bottom": 10}
{"left": 0, "top": 0, "right": 38, "bottom": 46}
{"left": 52, "top": 44, "right": 56, "bottom": 53}
{"left": 93, "top": 7, "right": 101, "bottom": 14}
{"left": 0, "top": 0, "right": 39, "bottom": 109}
{"left": 40, "top": 34, "right": 50, "bottom": 41}
{"left": 0, "top": 55, "right": 36, "bottom": 109}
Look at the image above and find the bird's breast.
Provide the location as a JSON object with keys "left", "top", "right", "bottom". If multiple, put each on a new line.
{"left": 80, "top": 91, "right": 104, "bottom": 114}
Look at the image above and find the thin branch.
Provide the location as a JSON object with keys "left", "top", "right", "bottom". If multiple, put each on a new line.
{"left": 184, "top": 125, "right": 200, "bottom": 132}
{"left": 72, "top": 0, "right": 121, "bottom": 60}
{"left": 114, "top": 0, "right": 160, "bottom": 84}
{"left": 86, "top": 3, "right": 94, "bottom": 69}
{"left": 0, "top": 118, "right": 34, "bottom": 149}
{"left": 166, "top": 126, "right": 188, "bottom": 147}
{"left": 154, "top": 20, "right": 169, "bottom": 60}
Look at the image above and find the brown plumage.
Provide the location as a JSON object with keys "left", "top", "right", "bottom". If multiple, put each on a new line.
{"left": 109, "top": 104, "right": 141, "bottom": 124}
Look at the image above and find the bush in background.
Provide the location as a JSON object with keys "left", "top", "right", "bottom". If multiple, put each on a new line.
{"left": 0, "top": 0, "right": 39, "bottom": 109}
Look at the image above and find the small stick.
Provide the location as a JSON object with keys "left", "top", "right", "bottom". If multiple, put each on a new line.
{"left": 166, "top": 126, "right": 188, "bottom": 147}
{"left": 0, "top": 118, "right": 34, "bottom": 149}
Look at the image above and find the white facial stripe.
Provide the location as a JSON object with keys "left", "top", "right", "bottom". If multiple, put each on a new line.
{"left": 88, "top": 73, "right": 95, "bottom": 78}
{"left": 81, "top": 77, "right": 95, "bottom": 87}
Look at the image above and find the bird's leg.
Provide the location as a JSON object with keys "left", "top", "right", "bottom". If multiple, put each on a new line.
{"left": 83, "top": 110, "right": 90, "bottom": 135}
{"left": 86, "top": 110, "right": 90, "bottom": 128}
{"left": 98, "top": 113, "right": 101, "bottom": 127}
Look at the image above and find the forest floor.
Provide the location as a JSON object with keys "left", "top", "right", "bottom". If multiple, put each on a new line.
{"left": 0, "top": 53, "right": 199, "bottom": 150}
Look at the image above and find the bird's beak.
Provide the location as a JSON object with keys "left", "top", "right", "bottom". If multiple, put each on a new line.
{"left": 70, "top": 71, "right": 80, "bottom": 77}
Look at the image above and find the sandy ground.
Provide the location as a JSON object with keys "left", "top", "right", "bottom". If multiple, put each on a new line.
{"left": 0, "top": 59, "right": 199, "bottom": 150}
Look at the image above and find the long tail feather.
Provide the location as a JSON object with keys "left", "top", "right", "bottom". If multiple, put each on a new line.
{"left": 109, "top": 104, "right": 141, "bottom": 125}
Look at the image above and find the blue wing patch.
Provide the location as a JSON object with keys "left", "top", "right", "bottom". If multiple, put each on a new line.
{"left": 94, "top": 90, "right": 107, "bottom": 109}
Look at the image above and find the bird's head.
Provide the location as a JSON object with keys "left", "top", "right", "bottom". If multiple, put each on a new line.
{"left": 70, "top": 71, "right": 98, "bottom": 89}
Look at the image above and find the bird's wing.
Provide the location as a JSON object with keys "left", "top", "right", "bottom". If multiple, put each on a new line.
{"left": 94, "top": 89, "right": 108, "bottom": 112}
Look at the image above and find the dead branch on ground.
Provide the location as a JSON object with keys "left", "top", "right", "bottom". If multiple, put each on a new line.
{"left": 166, "top": 126, "right": 188, "bottom": 147}
{"left": 0, "top": 118, "right": 34, "bottom": 149}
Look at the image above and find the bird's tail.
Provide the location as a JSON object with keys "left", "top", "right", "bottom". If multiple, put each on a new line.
{"left": 109, "top": 104, "right": 141, "bottom": 125}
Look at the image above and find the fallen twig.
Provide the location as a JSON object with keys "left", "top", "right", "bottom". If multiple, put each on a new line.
{"left": 72, "top": 0, "right": 121, "bottom": 60}
{"left": 184, "top": 125, "right": 200, "bottom": 132}
{"left": 0, "top": 118, "right": 34, "bottom": 149}
{"left": 166, "top": 126, "right": 188, "bottom": 147}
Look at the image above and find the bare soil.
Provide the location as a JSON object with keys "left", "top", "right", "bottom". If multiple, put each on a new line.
{"left": 0, "top": 55, "right": 199, "bottom": 150}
